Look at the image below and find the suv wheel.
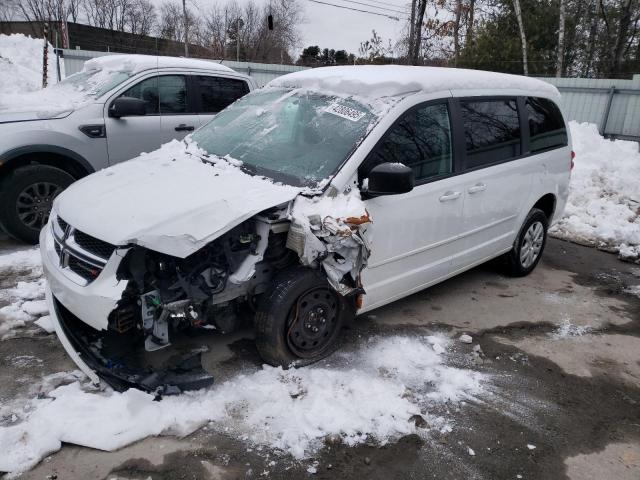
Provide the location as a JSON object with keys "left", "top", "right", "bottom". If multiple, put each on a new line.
{"left": 0, "top": 165, "right": 75, "bottom": 244}
{"left": 255, "top": 267, "right": 355, "bottom": 367}
{"left": 501, "top": 208, "right": 548, "bottom": 277}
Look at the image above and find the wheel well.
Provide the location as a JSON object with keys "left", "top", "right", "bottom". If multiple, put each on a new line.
{"left": 533, "top": 193, "right": 556, "bottom": 220}
{"left": 0, "top": 151, "right": 92, "bottom": 180}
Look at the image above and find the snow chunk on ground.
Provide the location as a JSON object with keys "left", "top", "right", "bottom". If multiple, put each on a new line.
{"left": 0, "top": 334, "right": 486, "bottom": 474}
{"left": 0, "top": 251, "right": 48, "bottom": 339}
{"left": 459, "top": 334, "right": 473, "bottom": 344}
{"left": 34, "top": 315, "right": 54, "bottom": 333}
{"left": 0, "top": 34, "right": 61, "bottom": 96}
{"left": 550, "top": 122, "right": 640, "bottom": 261}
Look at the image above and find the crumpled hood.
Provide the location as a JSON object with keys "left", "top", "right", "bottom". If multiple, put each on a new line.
{"left": 0, "top": 109, "right": 72, "bottom": 124}
{"left": 54, "top": 140, "right": 302, "bottom": 257}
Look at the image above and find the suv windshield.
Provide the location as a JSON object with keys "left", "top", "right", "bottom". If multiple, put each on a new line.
{"left": 57, "top": 69, "right": 135, "bottom": 98}
{"left": 191, "top": 88, "right": 378, "bottom": 187}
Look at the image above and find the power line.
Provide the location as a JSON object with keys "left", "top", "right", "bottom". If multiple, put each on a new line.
{"left": 306, "top": 0, "right": 403, "bottom": 20}
{"left": 357, "top": 0, "right": 409, "bottom": 11}
{"left": 337, "top": 0, "right": 408, "bottom": 15}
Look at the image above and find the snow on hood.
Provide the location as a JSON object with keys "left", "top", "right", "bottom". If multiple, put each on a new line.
{"left": 54, "top": 140, "right": 302, "bottom": 257}
{"left": 267, "top": 65, "right": 561, "bottom": 102}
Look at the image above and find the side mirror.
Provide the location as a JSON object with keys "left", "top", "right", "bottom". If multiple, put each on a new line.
{"left": 108, "top": 97, "right": 146, "bottom": 118}
{"left": 363, "top": 162, "right": 414, "bottom": 197}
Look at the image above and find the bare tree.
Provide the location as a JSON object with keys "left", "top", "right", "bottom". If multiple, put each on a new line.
{"left": 453, "top": 0, "right": 463, "bottom": 62}
{"left": 556, "top": 0, "right": 566, "bottom": 76}
{"left": 512, "top": 0, "right": 528, "bottom": 75}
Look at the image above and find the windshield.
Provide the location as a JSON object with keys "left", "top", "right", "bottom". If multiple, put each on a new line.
{"left": 191, "top": 88, "right": 378, "bottom": 187}
{"left": 58, "top": 69, "right": 135, "bottom": 98}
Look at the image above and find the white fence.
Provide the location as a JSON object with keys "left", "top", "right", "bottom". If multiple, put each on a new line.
{"left": 57, "top": 49, "right": 640, "bottom": 142}
{"left": 58, "top": 48, "right": 307, "bottom": 87}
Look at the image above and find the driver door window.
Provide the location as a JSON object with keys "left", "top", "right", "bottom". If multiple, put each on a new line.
{"left": 120, "top": 75, "right": 189, "bottom": 115}
{"left": 363, "top": 103, "right": 453, "bottom": 183}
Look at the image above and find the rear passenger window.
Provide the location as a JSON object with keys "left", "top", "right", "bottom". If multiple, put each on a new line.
{"left": 196, "top": 76, "right": 250, "bottom": 113}
{"left": 364, "top": 103, "right": 452, "bottom": 182}
{"left": 526, "top": 97, "right": 567, "bottom": 152}
{"left": 461, "top": 99, "right": 521, "bottom": 168}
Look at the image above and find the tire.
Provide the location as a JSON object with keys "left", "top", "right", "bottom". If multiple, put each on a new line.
{"left": 0, "top": 165, "right": 75, "bottom": 244}
{"left": 501, "top": 208, "right": 548, "bottom": 277}
{"left": 255, "top": 267, "right": 355, "bottom": 367}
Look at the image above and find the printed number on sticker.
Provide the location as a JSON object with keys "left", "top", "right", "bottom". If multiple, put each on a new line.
{"left": 325, "top": 103, "right": 366, "bottom": 122}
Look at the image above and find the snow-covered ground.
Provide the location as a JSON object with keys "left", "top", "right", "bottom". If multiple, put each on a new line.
{"left": 551, "top": 122, "right": 640, "bottom": 261}
{"left": 0, "top": 34, "right": 62, "bottom": 95}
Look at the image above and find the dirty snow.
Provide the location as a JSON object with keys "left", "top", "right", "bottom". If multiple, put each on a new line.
{"left": 551, "top": 122, "right": 640, "bottom": 261}
{"left": 0, "top": 34, "right": 61, "bottom": 96}
{"left": 0, "top": 249, "right": 48, "bottom": 339}
{"left": 552, "top": 316, "right": 591, "bottom": 338}
{"left": 0, "top": 334, "right": 486, "bottom": 474}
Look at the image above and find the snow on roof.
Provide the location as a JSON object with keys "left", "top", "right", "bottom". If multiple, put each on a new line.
{"left": 267, "top": 65, "right": 560, "bottom": 101}
{"left": 85, "top": 54, "right": 235, "bottom": 74}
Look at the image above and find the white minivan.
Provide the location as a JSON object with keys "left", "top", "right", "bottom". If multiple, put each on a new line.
{"left": 40, "top": 66, "right": 571, "bottom": 393}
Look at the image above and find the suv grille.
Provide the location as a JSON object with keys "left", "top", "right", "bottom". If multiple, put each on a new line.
{"left": 73, "top": 230, "right": 116, "bottom": 259}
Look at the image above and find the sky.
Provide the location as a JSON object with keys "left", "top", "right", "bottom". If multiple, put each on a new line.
{"left": 298, "top": 0, "right": 408, "bottom": 55}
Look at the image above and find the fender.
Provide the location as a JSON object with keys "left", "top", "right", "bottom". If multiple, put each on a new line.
{"left": 0, "top": 144, "right": 95, "bottom": 177}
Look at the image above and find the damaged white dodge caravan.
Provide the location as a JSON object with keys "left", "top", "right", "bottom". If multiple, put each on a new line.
{"left": 41, "top": 66, "right": 571, "bottom": 394}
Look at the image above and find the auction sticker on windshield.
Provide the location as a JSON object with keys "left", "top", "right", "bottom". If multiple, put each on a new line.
{"left": 325, "top": 103, "right": 366, "bottom": 122}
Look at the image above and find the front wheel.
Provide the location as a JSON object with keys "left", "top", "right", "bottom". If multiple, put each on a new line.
{"left": 0, "top": 165, "right": 75, "bottom": 244}
{"left": 254, "top": 267, "right": 355, "bottom": 367}
{"left": 501, "top": 208, "right": 548, "bottom": 277}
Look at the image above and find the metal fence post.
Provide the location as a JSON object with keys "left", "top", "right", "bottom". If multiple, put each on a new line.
{"left": 599, "top": 86, "right": 616, "bottom": 136}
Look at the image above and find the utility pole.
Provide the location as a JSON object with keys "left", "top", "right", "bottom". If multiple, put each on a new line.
{"left": 42, "top": 22, "right": 49, "bottom": 88}
{"left": 182, "top": 0, "right": 188, "bottom": 57}
{"left": 236, "top": 17, "right": 241, "bottom": 62}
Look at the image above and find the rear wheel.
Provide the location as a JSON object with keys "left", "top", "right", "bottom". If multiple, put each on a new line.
{"left": 255, "top": 267, "right": 354, "bottom": 367}
{"left": 0, "top": 165, "right": 75, "bottom": 244}
{"left": 501, "top": 208, "right": 548, "bottom": 277}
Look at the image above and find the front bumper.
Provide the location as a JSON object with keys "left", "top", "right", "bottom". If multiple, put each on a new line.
{"left": 40, "top": 224, "right": 128, "bottom": 331}
{"left": 41, "top": 225, "right": 215, "bottom": 394}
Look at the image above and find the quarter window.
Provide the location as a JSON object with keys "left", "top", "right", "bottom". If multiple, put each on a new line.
{"left": 461, "top": 99, "right": 521, "bottom": 168}
{"left": 526, "top": 97, "right": 568, "bottom": 152}
{"left": 364, "top": 103, "right": 453, "bottom": 182}
{"left": 120, "top": 75, "right": 188, "bottom": 114}
{"left": 196, "top": 76, "right": 250, "bottom": 113}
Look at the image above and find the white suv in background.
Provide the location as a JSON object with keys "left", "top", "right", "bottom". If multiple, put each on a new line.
{"left": 0, "top": 54, "right": 255, "bottom": 243}
{"left": 40, "top": 66, "right": 572, "bottom": 394}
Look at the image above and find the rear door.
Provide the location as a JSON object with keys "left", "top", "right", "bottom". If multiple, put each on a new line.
{"left": 451, "top": 97, "right": 532, "bottom": 272}
{"left": 193, "top": 74, "right": 251, "bottom": 125}
{"left": 360, "top": 100, "right": 468, "bottom": 310}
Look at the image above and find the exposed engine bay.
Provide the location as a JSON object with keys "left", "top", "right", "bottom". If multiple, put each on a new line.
{"left": 59, "top": 193, "right": 371, "bottom": 396}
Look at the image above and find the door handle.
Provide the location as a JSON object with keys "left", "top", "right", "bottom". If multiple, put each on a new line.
{"left": 439, "top": 191, "right": 461, "bottom": 202}
{"left": 175, "top": 124, "right": 195, "bottom": 132}
{"left": 468, "top": 183, "right": 486, "bottom": 194}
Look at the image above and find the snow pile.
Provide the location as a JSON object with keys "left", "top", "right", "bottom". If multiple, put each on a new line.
{"left": 0, "top": 34, "right": 60, "bottom": 96}
{"left": 0, "top": 334, "right": 486, "bottom": 474}
{"left": 551, "top": 122, "right": 640, "bottom": 261}
{"left": 0, "top": 248, "right": 49, "bottom": 339}
{"left": 552, "top": 316, "right": 591, "bottom": 338}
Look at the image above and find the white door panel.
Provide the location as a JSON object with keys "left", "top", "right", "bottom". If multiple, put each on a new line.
{"left": 454, "top": 160, "right": 533, "bottom": 269}
{"left": 361, "top": 174, "right": 466, "bottom": 310}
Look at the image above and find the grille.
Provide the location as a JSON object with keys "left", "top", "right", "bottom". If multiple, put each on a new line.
{"left": 73, "top": 230, "right": 116, "bottom": 260}
{"left": 68, "top": 255, "right": 102, "bottom": 282}
{"left": 54, "top": 241, "right": 61, "bottom": 257}
{"left": 57, "top": 216, "right": 69, "bottom": 232}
